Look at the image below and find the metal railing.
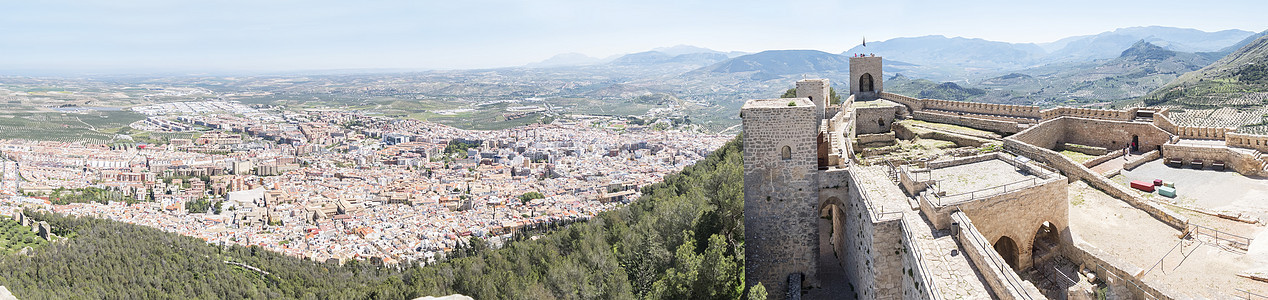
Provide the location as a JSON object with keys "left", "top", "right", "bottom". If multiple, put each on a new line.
{"left": 932, "top": 176, "right": 1047, "bottom": 206}
{"left": 1189, "top": 223, "right": 1251, "bottom": 251}
{"left": 1086, "top": 262, "right": 1159, "bottom": 300}
{"left": 848, "top": 161, "right": 904, "bottom": 220}
{"left": 1237, "top": 288, "right": 1268, "bottom": 299}
{"left": 951, "top": 212, "right": 1037, "bottom": 300}
{"left": 1141, "top": 235, "right": 1192, "bottom": 277}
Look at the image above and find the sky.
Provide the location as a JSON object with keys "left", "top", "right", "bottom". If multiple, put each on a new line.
{"left": 1, "top": 0, "right": 1265, "bottom": 74}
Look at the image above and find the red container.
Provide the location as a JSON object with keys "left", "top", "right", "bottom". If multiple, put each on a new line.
{"left": 1131, "top": 181, "right": 1155, "bottom": 192}
{"left": 1153, "top": 179, "right": 1163, "bottom": 186}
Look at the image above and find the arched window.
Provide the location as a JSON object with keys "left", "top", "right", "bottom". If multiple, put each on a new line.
{"left": 780, "top": 146, "right": 792, "bottom": 160}
{"left": 860, "top": 73, "right": 875, "bottom": 92}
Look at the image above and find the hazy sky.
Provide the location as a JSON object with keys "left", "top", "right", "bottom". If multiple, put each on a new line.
{"left": 1, "top": 0, "right": 1264, "bottom": 74}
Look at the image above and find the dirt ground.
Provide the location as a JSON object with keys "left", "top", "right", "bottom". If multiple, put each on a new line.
{"left": 1067, "top": 180, "right": 1268, "bottom": 298}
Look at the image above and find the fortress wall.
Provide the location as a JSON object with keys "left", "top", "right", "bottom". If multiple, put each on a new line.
{"left": 898, "top": 218, "right": 938, "bottom": 300}
{"left": 922, "top": 99, "right": 1043, "bottom": 119}
{"left": 1039, "top": 107, "right": 1133, "bottom": 122}
{"left": 1063, "top": 237, "right": 1185, "bottom": 300}
{"left": 857, "top": 132, "right": 896, "bottom": 145}
{"left": 1161, "top": 144, "right": 1262, "bottom": 175}
{"left": 879, "top": 92, "right": 922, "bottom": 111}
{"left": 912, "top": 111, "right": 1022, "bottom": 134}
{"left": 1226, "top": 133, "right": 1268, "bottom": 152}
{"left": 855, "top": 106, "right": 900, "bottom": 135}
{"left": 742, "top": 102, "right": 821, "bottom": 296}
{"left": 1007, "top": 117, "right": 1066, "bottom": 150}
{"left": 1059, "top": 117, "right": 1172, "bottom": 152}
{"left": 1081, "top": 150, "right": 1125, "bottom": 169}
{"left": 842, "top": 169, "right": 905, "bottom": 300}
{"left": 951, "top": 212, "right": 1046, "bottom": 300}
{"left": 1152, "top": 114, "right": 1180, "bottom": 135}
{"left": 1123, "top": 150, "right": 1160, "bottom": 171}
{"left": 1004, "top": 136, "right": 1190, "bottom": 231}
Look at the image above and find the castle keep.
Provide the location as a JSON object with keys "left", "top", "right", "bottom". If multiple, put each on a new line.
{"left": 743, "top": 56, "right": 1268, "bottom": 299}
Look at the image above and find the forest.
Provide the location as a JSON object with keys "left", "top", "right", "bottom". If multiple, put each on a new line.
{"left": 0, "top": 137, "right": 753, "bottom": 299}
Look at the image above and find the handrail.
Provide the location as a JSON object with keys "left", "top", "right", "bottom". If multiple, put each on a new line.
{"left": 1189, "top": 223, "right": 1251, "bottom": 251}
{"left": 934, "top": 176, "right": 1046, "bottom": 206}
{"left": 1141, "top": 236, "right": 1188, "bottom": 277}
{"left": 1237, "top": 288, "right": 1268, "bottom": 299}
{"left": 848, "top": 161, "right": 903, "bottom": 220}
{"left": 1088, "top": 262, "right": 1159, "bottom": 300}
{"left": 951, "top": 211, "right": 1036, "bottom": 300}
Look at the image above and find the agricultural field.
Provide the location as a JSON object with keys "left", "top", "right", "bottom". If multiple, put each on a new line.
{"left": 0, "top": 110, "right": 146, "bottom": 144}
{"left": 1165, "top": 106, "right": 1268, "bottom": 130}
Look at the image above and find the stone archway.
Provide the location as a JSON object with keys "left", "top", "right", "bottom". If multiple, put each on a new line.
{"left": 860, "top": 73, "right": 875, "bottom": 92}
{"left": 994, "top": 236, "right": 1020, "bottom": 271}
{"left": 1031, "top": 222, "right": 1060, "bottom": 267}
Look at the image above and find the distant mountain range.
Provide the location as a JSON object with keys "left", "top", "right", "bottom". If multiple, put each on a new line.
{"left": 1144, "top": 30, "right": 1268, "bottom": 106}
{"left": 837, "top": 26, "right": 1256, "bottom": 81}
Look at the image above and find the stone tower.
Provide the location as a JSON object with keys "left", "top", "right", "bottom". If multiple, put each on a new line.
{"left": 796, "top": 79, "right": 830, "bottom": 119}
{"left": 850, "top": 56, "right": 883, "bottom": 100}
{"left": 741, "top": 97, "right": 820, "bottom": 298}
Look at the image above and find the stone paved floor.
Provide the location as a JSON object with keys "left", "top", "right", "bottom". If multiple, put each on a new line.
{"left": 805, "top": 219, "right": 854, "bottom": 300}
{"left": 902, "top": 211, "right": 994, "bottom": 300}
{"left": 930, "top": 159, "right": 1039, "bottom": 196}
{"left": 853, "top": 164, "right": 994, "bottom": 299}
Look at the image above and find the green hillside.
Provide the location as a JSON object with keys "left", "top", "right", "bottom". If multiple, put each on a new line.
{"left": 0, "top": 138, "right": 748, "bottom": 300}
{"left": 1139, "top": 32, "right": 1268, "bottom": 132}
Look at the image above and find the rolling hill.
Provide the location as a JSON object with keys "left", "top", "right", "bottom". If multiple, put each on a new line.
{"left": 1139, "top": 31, "right": 1268, "bottom": 133}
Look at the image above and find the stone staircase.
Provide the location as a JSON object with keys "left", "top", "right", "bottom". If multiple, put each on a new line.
{"left": 1254, "top": 150, "right": 1268, "bottom": 173}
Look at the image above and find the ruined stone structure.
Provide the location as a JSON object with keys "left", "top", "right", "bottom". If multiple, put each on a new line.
{"left": 742, "top": 56, "right": 1268, "bottom": 299}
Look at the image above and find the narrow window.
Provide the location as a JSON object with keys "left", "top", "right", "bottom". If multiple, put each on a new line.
{"left": 781, "top": 146, "right": 792, "bottom": 160}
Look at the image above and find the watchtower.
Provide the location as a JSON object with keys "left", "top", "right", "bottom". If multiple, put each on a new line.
{"left": 741, "top": 97, "right": 820, "bottom": 297}
{"left": 796, "top": 79, "right": 830, "bottom": 119}
{"left": 850, "top": 56, "right": 883, "bottom": 100}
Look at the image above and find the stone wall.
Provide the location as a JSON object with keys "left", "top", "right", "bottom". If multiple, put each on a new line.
{"left": 797, "top": 79, "right": 830, "bottom": 120}
{"left": 841, "top": 168, "right": 905, "bottom": 299}
{"left": 1160, "top": 144, "right": 1262, "bottom": 175}
{"left": 951, "top": 212, "right": 1046, "bottom": 300}
{"left": 912, "top": 111, "right": 1022, "bottom": 134}
{"left": 1082, "top": 150, "right": 1124, "bottom": 169}
{"left": 849, "top": 57, "right": 884, "bottom": 98}
{"left": 1063, "top": 237, "right": 1187, "bottom": 300}
{"left": 1122, "top": 150, "right": 1160, "bottom": 171}
{"left": 1039, "top": 107, "right": 1132, "bottom": 122}
{"left": 1059, "top": 118, "right": 1171, "bottom": 152}
{"left": 1004, "top": 135, "right": 1190, "bottom": 231}
{"left": 857, "top": 132, "right": 896, "bottom": 146}
{"left": 923, "top": 99, "right": 1042, "bottom": 120}
{"left": 1226, "top": 132, "right": 1268, "bottom": 152}
{"left": 742, "top": 98, "right": 821, "bottom": 297}
{"left": 899, "top": 217, "right": 939, "bottom": 299}
{"left": 855, "top": 106, "right": 900, "bottom": 135}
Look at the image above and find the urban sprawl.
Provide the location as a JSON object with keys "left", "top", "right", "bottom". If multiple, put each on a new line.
{"left": 0, "top": 101, "right": 727, "bottom": 265}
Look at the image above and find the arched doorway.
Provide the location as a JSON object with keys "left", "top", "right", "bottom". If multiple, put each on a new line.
{"left": 1032, "top": 222, "right": 1060, "bottom": 267}
{"left": 1131, "top": 135, "right": 1139, "bottom": 152}
{"left": 994, "top": 236, "right": 1020, "bottom": 271}
{"left": 860, "top": 73, "right": 875, "bottom": 92}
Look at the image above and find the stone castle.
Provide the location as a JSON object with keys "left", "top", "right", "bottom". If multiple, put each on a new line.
{"left": 742, "top": 57, "right": 1268, "bottom": 299}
